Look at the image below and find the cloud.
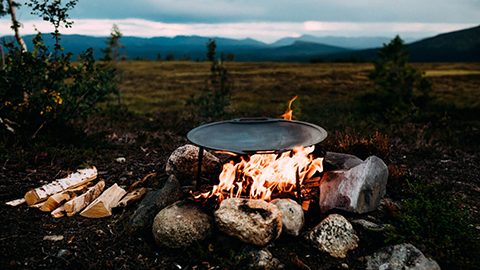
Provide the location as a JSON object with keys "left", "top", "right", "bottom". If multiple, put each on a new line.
{"left": 0, "top": 18, "right": 475, "bottom": 43}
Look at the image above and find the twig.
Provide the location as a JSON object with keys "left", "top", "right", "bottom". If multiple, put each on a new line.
{"left": 31, "top": 121, "right": 46, "bottom": 139}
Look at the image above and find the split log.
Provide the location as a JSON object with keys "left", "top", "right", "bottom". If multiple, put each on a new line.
{"left": 40, "top": 193, "right": 71, "bottom": 212}
{"left": 5, "top": 198, "right": 25, "bottom": 207}
{"left": 64, "top": 181, "right": 105, "bottom": 216}
{"left": 40, "top": 183, "right": 92, "bottom": 212}
{"left": 127, "top": 174, "right": 181, "bottom": 235}
{"left": 80, "top": 184, "right": 126, "bottom": 218}
{"left": 117, "top": 187, "right": 147, "bottom": 207}
{"left": 30, "top": 202, "right": 45, "bottom": 208}
{"left": 51, "top": 205, "right": 65, "bottom": 218}
{"left": 24, "top": 167, "right": 97, "bottom": 205}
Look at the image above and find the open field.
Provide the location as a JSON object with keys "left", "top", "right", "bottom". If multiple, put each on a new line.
{"left": 1, "top": 61, "right": 480, "bottom": 269}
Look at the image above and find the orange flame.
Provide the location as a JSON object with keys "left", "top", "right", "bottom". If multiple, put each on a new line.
{"left": 194, "top": 95, "right": 323, "bottom": 203}
{"left": 195, "top": 146, "right": 323, "bottom": 202}
{"left": 281, "top": 95, "right": 298, "bottom": 120}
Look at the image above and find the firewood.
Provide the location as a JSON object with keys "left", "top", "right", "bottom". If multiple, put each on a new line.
{"left": 117, "top": 187, "right": 147, "bottom": 207}
{"left": 40, "top": 193, "right": 71, "bottom": 212}
{"left": 64, "top": 181, "right": 105, "bottom": 216}
{"left": 30, "top": 201, "right": 45, "bottom": 208}
{"left": 24, "top": 167, "right": 97, "bottom": 205}
{"left": 127, "top": 172, "right": 156, "bottom": 192}
{"left": 51, "top": 205, "right": 66, "bottom": 218}
{"left": 80, "top": 184, "right": 126, "bottom": 218}
{"left": 5, "top": 198, "right": 25, "bottom": 206}
{"left": 39, "top": 183, "right": 91, "bottom": 212}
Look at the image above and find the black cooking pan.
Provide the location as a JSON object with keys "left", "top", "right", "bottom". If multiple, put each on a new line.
{"left": 187, "top": 118, "right": 327, "bottom": 155}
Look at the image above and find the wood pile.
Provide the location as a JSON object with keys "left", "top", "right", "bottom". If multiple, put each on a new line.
{"left": 5, "top": 167, "right": 148, "bottom": 218}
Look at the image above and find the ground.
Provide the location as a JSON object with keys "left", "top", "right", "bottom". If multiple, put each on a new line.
{"left": 1, "top": 61, "right": 479, "bottom": 269}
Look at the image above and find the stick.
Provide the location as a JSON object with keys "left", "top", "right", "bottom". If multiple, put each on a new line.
{"left": 117, "top": 187, "right": 147, "bottom": 207}
{"left": 127, "top": 172, "right": 156, "bottom": 192}
{"left": 5, "top": 198, "right": 25, "bottom": 207}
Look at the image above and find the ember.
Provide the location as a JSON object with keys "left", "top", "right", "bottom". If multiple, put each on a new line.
{"left": 195, "top": 96, "right": 324, "bottom": 202}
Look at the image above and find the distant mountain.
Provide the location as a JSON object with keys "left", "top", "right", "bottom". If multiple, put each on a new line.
{"left": 236, "top": 41, "right": 350, "bottom": 61}
{"left": 316, "top": 25, "right": 480, "bottom": 62}
{"left": 1, "top": 25, "right": 478, "bottom": 62}
{"left": 271, "top": 35, "right": 417, "bottom": 49}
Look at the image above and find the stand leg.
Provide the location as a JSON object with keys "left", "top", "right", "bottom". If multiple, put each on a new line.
{"left": 195, "top": 146, "right": 204, "bottom": 190}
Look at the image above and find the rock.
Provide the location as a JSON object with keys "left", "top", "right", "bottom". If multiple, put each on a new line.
{"left": 323, "top": 152, "right": 363, "bottom": 170}
{"left": 351, "top": 219, "right": 386, "bottom": 232}
{"left": 319, "top": 156, "right": 388, "bottom": 214}
{"left": 271, "top": 198, "right": 304, "bottom": 236}
{"left": 152, "top": 201, "right": 213, "bottom": 248}
{"left": 165, "top": 144, "right": 220, "bottom": 183}
{"left": 242, "top": 248, "right": 283, "bottom": 270}
{"left": 127, "top": 174, "right": 182, "bottom": 235}
{"left": 306, "top": 214, "right": 359, "bottom": 258}
{"left": 215, "top": 198, "right": 282, "bottom": 246}
{"left": 366, "top": 243, "right": 441, "bottom": 270}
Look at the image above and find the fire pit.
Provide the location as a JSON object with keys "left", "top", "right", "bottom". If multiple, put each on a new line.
{"left": 186, "top": 116, "right": 328, "bottom": 207}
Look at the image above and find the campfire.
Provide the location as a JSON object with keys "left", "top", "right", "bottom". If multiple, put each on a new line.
{"left": 191, "top": 96, "right": 325, "bottom": 207}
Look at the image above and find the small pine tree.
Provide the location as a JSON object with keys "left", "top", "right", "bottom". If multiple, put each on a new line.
{"left": 357, "top": 35, "right": 431, "bottom": 119}
{"left": 102, "top": 24, "right": 123, "bottom": 61}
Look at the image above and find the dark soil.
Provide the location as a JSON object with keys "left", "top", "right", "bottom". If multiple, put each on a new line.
{"left": 1, "top": 115, "right": 479, "bottom": 270}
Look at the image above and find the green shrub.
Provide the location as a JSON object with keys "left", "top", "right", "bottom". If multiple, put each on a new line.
{"left": 357, "top": 36, "right": 432, "bottom": 121}
{"left": 386, "top": 181, "right": 479, "bottom": 269}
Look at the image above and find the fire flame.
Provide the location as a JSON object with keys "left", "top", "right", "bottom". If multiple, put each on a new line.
{"left": 281, "top": 95, "right": 297, "bottom": 120}
{"left": 196, "top": 146, "right": 323, "bottom": 201}
{"left": 195, "top": 95, "right": 323, "bottom": 202}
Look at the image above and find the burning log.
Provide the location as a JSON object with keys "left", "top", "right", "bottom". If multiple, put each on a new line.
{"left": 24, "top": 167, "right": 97, "bottom": 205}
{"left": 117, "top": 187, "right": 147, "bottom": 207}
{"left": 80, "top": 184, "right": 126, "bottom": 218}
{"left": 64, "top": 181, "right": 105, "bottom": 216}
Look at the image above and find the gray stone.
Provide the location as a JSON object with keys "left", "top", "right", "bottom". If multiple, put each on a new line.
{"left": 214, "top": 198, "right": 282, "bottom": 246}
{"left": 306, "top": 214, "right": 359, "bottom": 258}
{"left": 127, "top": 174, "right": 182, "bottom": 235}
{"left": 271, "top": 198, "right": 304, "bottom": 236}
{"left": 152, "top": 201, "right": 213, "bottom": 248}
{"left": 243, "top": 249, "right": 283, "bottom": 270}
{"left": 319, "top": 156, "right": 388, "bottom": 214}
{"left": 324, "top": 152, "right": 363, "bottom": 170}
{"left": 366, "top": 243, "right": 441, "bottom": 270}
{"left": 165, "top": 144, "right": 220, "bottom": 183}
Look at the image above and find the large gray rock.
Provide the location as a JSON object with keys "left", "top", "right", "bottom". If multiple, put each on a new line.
{"left": 319, "top": 156, "right": 388, "bottom": 213}
{"left": 165, "top": 144, "right": 220, "bottom": 182}
{"left": 215, "top": 198, "right": 282, "bottom": 246}
{"left": 323, "top": 152, "right": 363, "bottom": 170}
{"left": 152, "top": 201, "right": 213, "bottom": 248}
{"left": 366, "top": 243, "right": 440, "bottom": 270}
{"left": 306, "top": 214, "right": 359, "bottom": 258}
{"left": 271, "top": 198, "right": 304, "bottom": 236}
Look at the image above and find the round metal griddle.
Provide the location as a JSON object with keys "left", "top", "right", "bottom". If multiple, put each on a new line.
{"left": 187, "top": 118, "right": 327, "bottom": 155}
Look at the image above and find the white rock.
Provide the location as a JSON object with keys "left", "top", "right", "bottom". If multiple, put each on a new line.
{"left": 165, "top": 144, "right": 220, "bottom": 182}
{"left": 271, "top": 198, "right": 304, "bottom": 236}
{"left": 306, "top": 214, "right": 359, "bottom": 258}
{"left": 366, "top": 243, "right": 441, "bottom": 270}
{"left": 214, "top": 198, "right": 282, "bottom": 246}
{"left": 320, "top": 156, "right": 388, "bottom": 214}
{"left": 323, "top": 152, "right": 363, "bottom": 170}
{"left": 115, "top": 157, "right": 126, "bottom": 163}
{"left": 152, "top": 201, "right": 212, "bottom": 248}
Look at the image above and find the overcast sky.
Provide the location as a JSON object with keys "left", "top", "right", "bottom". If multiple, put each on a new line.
{"left": 0, "top": 0, "right": 478, "bottom": 42}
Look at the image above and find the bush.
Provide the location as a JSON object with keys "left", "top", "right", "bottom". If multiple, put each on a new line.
{"left": 357, "top": 36, "right": 432, "bottom": 121}
{"left": 0, "top": 34, "right": 118, "bottom": 139}
{"left": 386, "top": 181, "right": 480, "bottom": 269}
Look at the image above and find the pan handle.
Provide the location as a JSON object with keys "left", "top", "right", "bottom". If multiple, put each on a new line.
{"left": 231, "top": 117, "right": 280, "bottom": 123}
